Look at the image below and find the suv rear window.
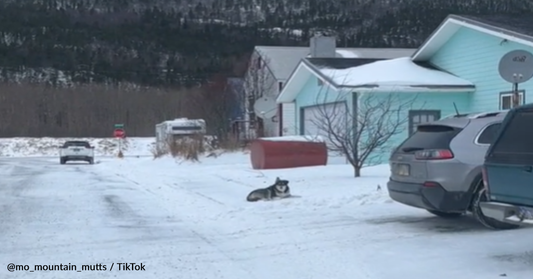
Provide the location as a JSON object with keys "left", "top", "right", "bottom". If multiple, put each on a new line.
{"left": 63, "top": 142, "right": 90, "bottom": 148}
{"left": 492, "top": 111, "right": 533, "bottom": 154}
{"left": 398, "top": 125, "right": 462, "bottom": 153}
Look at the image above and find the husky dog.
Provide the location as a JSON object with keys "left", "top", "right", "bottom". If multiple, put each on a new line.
{"left": 246, "top": 177, "right": 291, "bottom": 202}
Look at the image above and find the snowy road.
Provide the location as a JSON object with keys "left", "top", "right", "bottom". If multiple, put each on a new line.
{"left": 1, "top": 156, "right": 533, "bottom": 279}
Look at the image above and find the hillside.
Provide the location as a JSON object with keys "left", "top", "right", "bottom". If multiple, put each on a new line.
{"left": 1, "top": 0, "right": 532, "bottom": 86}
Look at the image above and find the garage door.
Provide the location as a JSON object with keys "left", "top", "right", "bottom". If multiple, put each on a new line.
{"left": 301, "top": 102, "right": 348, "bottom": 144}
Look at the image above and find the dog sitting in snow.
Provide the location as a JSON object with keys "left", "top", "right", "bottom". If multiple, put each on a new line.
{"left": 246, "top": 177, "right": 291, "bottom": 202}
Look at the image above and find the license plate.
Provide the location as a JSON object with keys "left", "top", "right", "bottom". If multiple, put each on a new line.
{"left": 73, "top": 148, "right": 80, "bottom": 152}
{"left": 517, "top": 207, "right": 533, "bottom": 220}
{"left": 394, "top": 163, "right": 410, "bottom": 176}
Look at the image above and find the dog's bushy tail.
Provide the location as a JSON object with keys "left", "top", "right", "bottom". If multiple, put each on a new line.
{"left": 246, "top": 190, "right": 264, "bottom": 202}
{"left": 246, "top": 193, "right": 260, "bottom": 202}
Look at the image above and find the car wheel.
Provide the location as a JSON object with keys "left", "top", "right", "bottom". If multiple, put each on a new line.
{"left": 60, "top": 157, "right": 66, "bottom": 164}
{"left": 472, "top": 183, "right": 520, "bottom": 230}
{"left": 426, "top": 209, "right": 463, "bottom": 218}
{"left": 88, "top": 158, "right": 94, "bottom": 164}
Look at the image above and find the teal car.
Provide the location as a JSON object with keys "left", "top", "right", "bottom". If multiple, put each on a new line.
{"left": 479, "top": 102, "right": 533, "bottom": 228}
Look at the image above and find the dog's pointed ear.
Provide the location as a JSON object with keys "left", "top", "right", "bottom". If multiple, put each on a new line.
{"left": 275, "top": 177, "right": 280, "bottom": 182}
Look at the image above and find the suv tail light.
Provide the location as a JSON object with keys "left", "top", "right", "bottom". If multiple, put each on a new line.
{"left": 414, "top": 149, "right": 454, "bottom": 160}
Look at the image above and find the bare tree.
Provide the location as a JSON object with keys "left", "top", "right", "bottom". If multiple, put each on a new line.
{"left": 308, "top": 86, "right": 421, "bottom": 177}
{"left": 187, "top": 74, "right": 238, "bottom": 140}
{"left": 242, "top": 53, "right": 276, "bottom": 137}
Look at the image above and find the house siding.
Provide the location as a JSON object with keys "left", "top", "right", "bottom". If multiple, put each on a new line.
{"left": 430, "top": 27, "right": 533, "bottom": 112}
{"left": 291, "top": 74, "right": 471, "bottom": 165}
{"left": 294, "top": 76, "right": 353, "bottom": 134}
{"left": 359, "top": 92, "right": 471, "bottom": 165}
{"left": 281, "top": 102, "right": 296, "bottom": 135}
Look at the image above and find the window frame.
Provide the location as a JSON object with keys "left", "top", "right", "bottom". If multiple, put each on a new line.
{"left": 408, "top": 110, "right": 441, "bottom": 136}
{"left": 474, "top": 122, "right": 502, "bottom": 146}
{"left": 499, "top": 90, "right": 525, "bottom": 110}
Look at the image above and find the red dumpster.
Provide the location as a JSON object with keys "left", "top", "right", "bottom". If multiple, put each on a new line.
{"left": 250, "top": 138, "right": 328, "bottom": 169}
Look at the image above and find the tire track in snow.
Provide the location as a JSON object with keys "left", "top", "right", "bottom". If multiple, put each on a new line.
{"left": 211, "top": 173, "right": 258, "bottom": 189}
{"left": 102, "top": 162, "right": 381, "bottom": 278}
{"left": 187, "top": 227, "right": 261, "bottom": 279}
{"left": 166, "top": 181, "right": 227, "bottom": 206}
{"left": 113, "top": 171, "right": 230, "bottom": 207}
{"left": 101, "top": 168, "right": 263, "bottom": 278}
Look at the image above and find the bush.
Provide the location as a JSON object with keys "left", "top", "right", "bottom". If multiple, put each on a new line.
{"left": 151, "top": 135, "right": 204, "bottom": 161}
{"left": 170, "top": 136, "right": 203, "bottom": 161}
{"left": 151, "top": 133, "right": 247, "bottom": 160}
{"left": 218, "top": 133, "right": 242, "bottom": 151}
{"left": 150, "top": 145, "right": 167, "bottom": 159}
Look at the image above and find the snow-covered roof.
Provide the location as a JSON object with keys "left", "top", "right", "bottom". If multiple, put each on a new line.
{"left": 319, "top": 57, "right": 474, "bottom": 91}
{"left": 254, "top": 46, "right": 415, "bottom": 80}
{"left": 334, "top": 50, "right": 359, "bottom": 58}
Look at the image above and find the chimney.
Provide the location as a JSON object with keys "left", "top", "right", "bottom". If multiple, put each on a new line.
{"left": 310, "top": 35, "right": 336, "bottom": 57}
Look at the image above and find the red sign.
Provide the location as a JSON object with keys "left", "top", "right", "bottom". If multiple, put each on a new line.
{"left": 113, "top": 128, "right": 125, "bottom": 138}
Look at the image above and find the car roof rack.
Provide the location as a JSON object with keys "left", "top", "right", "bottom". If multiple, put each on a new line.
{"left": 467, "top": 111, "right": 506, "bottom": 119}
{"left": 443, "top": 111, "right": 506, "bottom": 119}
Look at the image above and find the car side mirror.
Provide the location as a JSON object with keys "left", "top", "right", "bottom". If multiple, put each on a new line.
{"left": 90, "top": 146, "right": 95, "bottom": 149}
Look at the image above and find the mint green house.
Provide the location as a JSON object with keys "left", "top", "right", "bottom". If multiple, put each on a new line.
{"left": 276, "top": 14, "right": 533, "bottom": 164}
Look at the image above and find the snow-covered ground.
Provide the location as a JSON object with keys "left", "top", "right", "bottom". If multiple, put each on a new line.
{"left": 1, "top": 144, "right": 532, "bottom": 278}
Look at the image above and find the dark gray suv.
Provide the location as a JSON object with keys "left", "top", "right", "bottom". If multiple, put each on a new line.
{"left": 387, "top": 111, "right": 518, "bottom": 230}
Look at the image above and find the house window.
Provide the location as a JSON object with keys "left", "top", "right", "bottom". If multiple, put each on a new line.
{"left": 257, "top": 57, "right": 262, "bottom": 68}
{"left": 317, "top": 78, "right": 323, "bottom": 86}
{"left": 278, "top": 82, "right": 283, "bottom": 92}
{"left": 500, "top": 90, "right": 525, "bottom": 110}
{"left": 408, "top": 110, "right": 441, "bottom": 135}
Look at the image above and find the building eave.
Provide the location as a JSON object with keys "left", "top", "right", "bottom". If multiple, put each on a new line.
{"left": 412, "top": 15, "right": 533, "bottom": 61}
{"left": 337, "top": 84, "right": 475, "bottom": 93}
{"left": 276, "top": 60, "right": 312, "bottom": 103}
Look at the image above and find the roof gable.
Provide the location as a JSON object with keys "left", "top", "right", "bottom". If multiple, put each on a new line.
{"left": 277, "top": 56, "right": 475, "bottom": 103}
{"left": 275, "top": 60, "right": 314, "bottom": 103}
{"left": 276, "top": 58, "right": 377, "bottom": 103}
{"left": 412, "top": 14, "right": 533, "bottom": 61}
{"left": 255, "top": 47, "right": 310, "bottom": 81}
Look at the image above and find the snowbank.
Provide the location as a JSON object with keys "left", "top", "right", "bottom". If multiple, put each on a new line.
{"left": 0, "top": 137, "right": 155, "bottom": 157}
{"left": 320, "top": 57, "right": 473, "bottom": 90}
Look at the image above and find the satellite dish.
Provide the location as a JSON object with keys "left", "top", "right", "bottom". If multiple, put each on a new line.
{"left": 498, "top": 50, "right": 533, "bottom": 83}
{"left": 253, "top": 96, "right": 277, "bottom": 119}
